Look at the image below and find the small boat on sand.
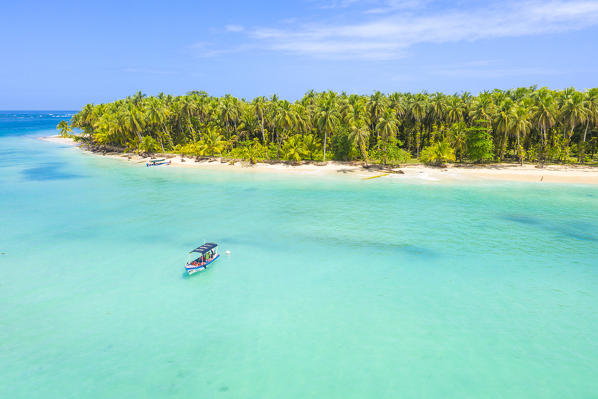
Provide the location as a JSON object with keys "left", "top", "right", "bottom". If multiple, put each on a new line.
{"left": 146, "top": 158, "right": 171, "bottom": 167}
{"left": 186, "top": 243, "right": 220, "bottom": 276}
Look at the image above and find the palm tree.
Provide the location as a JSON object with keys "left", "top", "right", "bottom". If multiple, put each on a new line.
{"left": 316, "top": 93, "right": 339, "bottom": 161}
{"left": 343, "top": 98, "right": 366, "bottom": 130}
{"left": 376, "top": 109, "right": 398, "bottom": 141}
{"left": 131, "top": 91, "right": 146, "bottom": 106}
{"left": 146, "top": 98, "right": 171, "bottom": 152}
{"left": 294, "top": 104, "right": 309, "bottom": 134}
{"left": 579, "top": 89, "right": 598, "bottom": 162}
{"left": 275, "top": 101, "right": 297, "bottom": 159}
{"left": 511, "top": 104, "right": 532, "bottom": 165}
{"left": 237, "top": 139, "right": 261, "bottom": 164}
{"left": 446, "top": 96, "right": 465, "bottom": 125}
{"left": 219, "top": 95, "right": 240, "bottom": 139}
{"left": 253, "top": 96, "right": 268, "bottom": 157}
{"left": 203, "top": 127, "right": 226, "bottom": 157}
{"left": 282, "top": 135, "right": 305, "bottom": 164}
{"left": 388, "top": 93, "right": 407, "bottom": 140}
{"left": 139, "top": 136, "right": 159, "bottom": 154}
{"left": 531, "top": 89, "right": 557, "bottom": 162}
{"left": 265, "top": 97, "right": 279, "bottom": 156}
{"left": 448, "top": 122, "right": 467, "bottom": 162}
{"left": 75, "top": 103, "right": 95, "bottom": 131}
{"left": 494, "top": 98, "right": 514, "bottom": 160}
{"left": 429, "top": 93, "right": 447, "bottom": 124}
{"left": 560, "top": 89, "right": 587, "bottom": 142}
{"left": 349, "top": 122, "right": 370, "bottom": 166}
{"left": 302, "top": 134, "right": 321, "bottom": 161}
{"left": 420, "top": 141, "right": 456, "bottom": 166}
{"left": 180, "top": 96, "right": 198, "bottom": 142}
{"left": 125, "top": 104, "right": 145, "bottom": 150}
{"left": 56, "top": 120, "right": 72, "bottom": 137}
{"left": 469, "top": 92, "right": 496, "bottom": 125}
{"left": 367, "top": 91, "right": 388, "bottom": 136}
{"left": 409, "top": 94, "right": 428, "bottom": 157}
{"left": 70, "top": 86, "right": 598, "bottom": 168}
{"left": 376, "top": 109, "right": 399, "bottom": 165}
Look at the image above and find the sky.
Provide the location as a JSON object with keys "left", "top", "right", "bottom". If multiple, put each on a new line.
{"left": 1, "top": 0, "right": 598, "bottom": 109}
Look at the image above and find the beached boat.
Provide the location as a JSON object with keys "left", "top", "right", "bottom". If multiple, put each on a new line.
{"left": 186, "top": 242, "right": 220, "bottom": 276}
{"left": 146, "top": 158, "right": 171, "bottom": 167}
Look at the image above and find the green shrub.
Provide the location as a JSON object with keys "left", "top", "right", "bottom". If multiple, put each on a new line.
{"left": 465, "top": 125, "right": 494, "bottom": 162}
{"left": 420, "top": 141, "right": 456, "bottom": 166}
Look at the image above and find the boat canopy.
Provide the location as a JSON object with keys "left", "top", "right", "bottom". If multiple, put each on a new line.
{"left": 190, "top": 243, "right": 218, "bottom": 254}
{"left": 149, "top": 159, "right": 166, "bottom": 163}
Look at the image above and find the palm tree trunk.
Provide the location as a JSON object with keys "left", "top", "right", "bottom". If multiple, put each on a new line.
{"left": 323, "top": 131, "right": 328, "bottom": 162}
{"left": 383, "top": 138, "right": 388, "bottom": 166}
{"left": 579, "top": 122, "right": 590, "bottom": 163}
{"left": 134, "top": 129, "right": 143, "bottom": 151}
{"left": 276, "top": 131, "right": 280, "bottom": 160}
{"left": 499, "top": 131, "right": 508, "bottom": 161}
{"left": 260, "top": 113, "right": 268, "bottom": 158}
{"left": 273, "top": 122, "right": 278, "bottom": 159}
{"left": 539, "top": 126, "right": 545, "bottom": 165}
{"left": 517, "top": 134, "right": 523, "bottom": 166}
{"left": 161, "top": 122, "right": 174, "bottom": 149}
{"left": 416, "top": 128, "right": 421, "bottom": 158}
{"left": 426, "top": 123, "right": 431, "bottom": 147}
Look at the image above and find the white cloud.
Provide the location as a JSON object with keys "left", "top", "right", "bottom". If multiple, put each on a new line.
{"left": 315, "top": 0, "right": 426, "bottom": 11}
{"left": 225, "top": 24, "right": 244, "bottom": 32}
{"left": 189, "top": 41, "right": 255, "bottom": 58}
{"left": 242, "top": 0, "right": 598, "bottom": 60}
{"left": 365, "top": 0, "right": 429, "bottom": 13}
{"left": 315, "top": 0, "right": 368, "bottom": 9}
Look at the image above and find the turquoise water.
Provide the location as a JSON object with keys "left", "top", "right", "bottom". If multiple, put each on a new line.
{"left": 1, "top": 112, "right": 598, "bottom": 398}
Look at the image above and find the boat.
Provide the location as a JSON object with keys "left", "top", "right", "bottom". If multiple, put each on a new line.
{"left": 185, "top": 242, "right": 220, "bottom": 276}
{"left": 146, "top": 158, "right": 171, "bottom": 167}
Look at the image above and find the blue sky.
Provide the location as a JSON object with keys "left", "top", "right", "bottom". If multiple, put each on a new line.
{"left": 2, "top": 0, "right": 598, "bottom": 109}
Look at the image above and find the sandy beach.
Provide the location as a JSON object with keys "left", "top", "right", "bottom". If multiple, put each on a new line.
{"left": 41, "top": 135, "right": 598, "bottom": 184}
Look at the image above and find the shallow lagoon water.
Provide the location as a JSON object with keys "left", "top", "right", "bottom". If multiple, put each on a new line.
{"left": 1, "top": 112, "right": 598, "bottom": 398}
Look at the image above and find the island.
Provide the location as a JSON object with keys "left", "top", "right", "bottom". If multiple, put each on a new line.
{"left": 53, "top": 87, "right": 598, "bottom": 184}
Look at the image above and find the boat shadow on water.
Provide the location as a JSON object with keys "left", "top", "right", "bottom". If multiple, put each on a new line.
{"left": 21, "top": 162, "right": 84, "bottom": 181}
{"left": 219, "top": 234, "right": 440, "bottom": 259}
{"left": 502, "top": 214, "right": 598, "bottom": 242}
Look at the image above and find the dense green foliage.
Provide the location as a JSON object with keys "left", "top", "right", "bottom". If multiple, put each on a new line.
{"left": 420, "top": 141, "right": 456, "bottom": 166}
{"left": 56, "top": 120, "right": 72, "bottom": 137}
{"left": 465, "top": 125, "right": 495, "bottom": 162}
{"left": 66, "top": 87, "right": 598, "bottom": 164}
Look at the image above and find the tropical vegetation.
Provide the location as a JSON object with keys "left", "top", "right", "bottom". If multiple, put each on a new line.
{"left": 63, "top": 87, "right": 598, "bottom": 165}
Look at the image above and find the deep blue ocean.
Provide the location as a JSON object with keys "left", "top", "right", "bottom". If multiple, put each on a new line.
{"left": 1, "top": 111, "right": 597, "bottom": 398}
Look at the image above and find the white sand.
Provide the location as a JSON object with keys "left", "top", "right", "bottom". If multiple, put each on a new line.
{"left": 40, "top": 135, "right": 598, "bottom": 185}
{"left": 41, "top": 135, "right": 76, "bottom": 145}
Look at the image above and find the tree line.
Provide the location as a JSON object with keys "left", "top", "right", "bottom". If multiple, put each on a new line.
{"left": 64, "top": 86, "right": 598, "bottom": 166}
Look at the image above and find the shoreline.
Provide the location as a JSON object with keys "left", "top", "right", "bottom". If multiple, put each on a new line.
{"left": 40, "top": 135, "right": 598, "bottom": 185}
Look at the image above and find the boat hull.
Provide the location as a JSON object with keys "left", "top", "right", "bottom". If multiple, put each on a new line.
{"left": 146, "top": 160, "right": 171, "bottom": 167}
{"left": 186, "top": 254, "right": 220, "bottom": 276}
